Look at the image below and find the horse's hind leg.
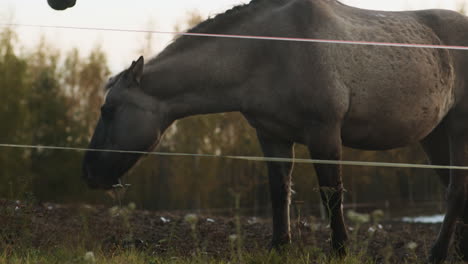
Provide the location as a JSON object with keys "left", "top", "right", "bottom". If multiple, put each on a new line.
{"left": 421, "top": 122, "right": 468, "bottom": 261}
{"left": 307, "top": 123, "right": 348, "bottom": 256}
{"left": 429, "top": 120, "right": 468, "bottom": 263}
{"left": 420, "top": 121, "right": 450, "bottom": 187}
{"left": 256, "top": 131, "right": 295, "bottom": 249}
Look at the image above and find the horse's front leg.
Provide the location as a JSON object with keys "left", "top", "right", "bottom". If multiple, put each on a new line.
{"left": 256, "top": 132, "right": 294, "bottom": 249}
{"left": 307, "top": 123, "right": 348, "bottom": 256}
{"left": 430, "top": 127, "right": 468, "bottom": 263}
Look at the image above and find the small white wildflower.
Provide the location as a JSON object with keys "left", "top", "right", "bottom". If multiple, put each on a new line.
{"left": 47, "top": 205, "right": 53, "bottom": 210}
{"left": 347, "top": 210, "right": 370, "bottom": 224}
{"left": 15, "top": 206, "right": 20, "bottom": 211}
{"left": 84, "top": 251, "right": 96, "bottom": 263}
{"left": 215, "top": 149, "right": 221, "bottom": 156}
{"left": 206, "top": 218, "right": 215, "bottom": 223}
{"left": 15, "top": 200, "right": 20, "bottom": 205}
{"left": 160, "top": 216, "right": 170, "bottom": 223}
{"left": 109, "top": 206, "right": 120, "bottom": 217}
{"left": 378, "top": 224, "right": 383, "bottom": 229}
{"left": 184, "top": 214, "right": 198, "bottom": 225}
{"left": 82, "top": 204, "right": 95, "bottom": 211}
{"left": 311, "top": 223, "right": 321, "bottom": 232}
{"left": 368, "top": 226, "right": 376, "bottom": 233}
{"left": 127, "top": 202, "right": 136, "bottom": 210}
{"left": 371, "top": 209, "right": 385, "bottom": 223}
{"left": 229, "top": 234, "right": 238, "bottom": 242}
{"left": 406, "top": 242, "right": 418, "bottom": 250}
{"left": 247, "top": 217, "right": 258, "bottom": 225}
{"left": 348, "top": 226, "right": 354, "bottom": 231}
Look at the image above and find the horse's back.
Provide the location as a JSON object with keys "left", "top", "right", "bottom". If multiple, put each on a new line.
{"left": 245, "top": 1, "right": 468, "bottom": 149}
{"left": 293, "top": 1, "right": 466, "bottom": 149}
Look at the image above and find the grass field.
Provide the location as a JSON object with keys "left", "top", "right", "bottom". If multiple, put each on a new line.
{"left": 0, "top": 199, "right": 465, "bottom": 264}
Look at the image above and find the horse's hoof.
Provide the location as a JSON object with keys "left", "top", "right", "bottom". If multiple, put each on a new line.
{"left": 268, "top": 238, "right": 291, "bottom": 252}
{"left": 333, "top": 244, "right": 347, "bottom": 258}
{"left": 428, "top": 256, "right": 445, "bottom": 264}
{"left": 331, "top": 234, "right": 348, "bottom": 258}
{"left": 331, "top": 242, "right": 347, "bottom": 258}
{"left": 429, "top": 247, "right": 447, "bottom": 264}
{"left": 455, "top": 224, "right": 468, "bottom": 261}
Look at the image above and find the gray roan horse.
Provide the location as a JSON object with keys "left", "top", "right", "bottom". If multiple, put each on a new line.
{"left": 82, "top": 0, "right": 468, "bottom": 262}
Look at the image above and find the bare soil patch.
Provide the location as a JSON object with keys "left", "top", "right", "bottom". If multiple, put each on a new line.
{"left": 1, "top": 199, "right": 456, "bottom": 263}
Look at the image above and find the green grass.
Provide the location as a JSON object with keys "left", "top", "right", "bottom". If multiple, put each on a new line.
{"left": 1, "top": 200, "right": 466, "bottom": 264}
{"left": 0, "top": 247, "right": 379, "bottom": 264}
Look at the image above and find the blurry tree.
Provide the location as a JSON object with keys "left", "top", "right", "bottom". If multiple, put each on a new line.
{"left": 0, "top": 27, "right": 32, "bottom": 198}
{"left": 0, "top": 26, "right": 109, "bottom": 203}
{"left": 72, "top": 46, "right": 109, "bottom": 137}
{"left": 173, "top": 10, "right": 204, "bottom": 37}
{"left": 137, "top": 19, "right": 158, "bottom": 59}
{"left": 26, "top": 38, "right": 72, "bottom": 200}
{"left": 26, "top": 40, "right": 109, "bottom": 201}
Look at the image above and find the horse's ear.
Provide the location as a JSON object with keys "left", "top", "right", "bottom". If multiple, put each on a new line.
{"left": 129, "top": 56, "right": 144, "bottom": 85}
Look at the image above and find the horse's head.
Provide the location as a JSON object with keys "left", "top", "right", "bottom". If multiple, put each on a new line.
{"left": 82, "top": 56, "right": 165, "bottom": 189}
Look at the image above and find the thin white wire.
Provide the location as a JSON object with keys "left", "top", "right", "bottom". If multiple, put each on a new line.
{"left": 0, "top": 143, "right": 466, "bottom": 170}
{"left": 3, "top": 23, "right": 468, "bottom": 51}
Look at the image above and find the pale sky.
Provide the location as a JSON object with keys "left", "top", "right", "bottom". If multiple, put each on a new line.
{"left": 1, "top": 0, "right": 467, "bottom": 72}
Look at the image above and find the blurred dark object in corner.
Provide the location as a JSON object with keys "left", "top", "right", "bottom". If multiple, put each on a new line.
{"left": 48, "top": 0, "right": 76, "bottom": 10}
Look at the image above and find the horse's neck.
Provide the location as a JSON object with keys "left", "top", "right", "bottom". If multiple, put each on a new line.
{"left": 141, "top": 43, "right": 251, "bottom": 121}
{"left": 139, "top": 0, "right": 299, "bottom": 122}
{"left": 140, "top": 4, "right": 274, "bottom": 121}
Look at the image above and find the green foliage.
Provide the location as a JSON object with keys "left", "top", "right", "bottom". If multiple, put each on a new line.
{"left": 0, "top": 27, "right": 109, "bottom": 202}
{"left": 0, "top": 27, "right": 33, "bottom": 198}
{"left": 2, "top": 246, "right": 453, "bottom": 264}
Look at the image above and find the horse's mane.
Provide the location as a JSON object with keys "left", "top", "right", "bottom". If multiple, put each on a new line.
{"left": 186, "top": 0, "right": 278, "bottom": 35}
{"left": 151, "top": 0, "right": 287, "bottom": 61}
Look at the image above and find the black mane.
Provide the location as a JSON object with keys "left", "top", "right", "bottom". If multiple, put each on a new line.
{"left": 186, "top": 0, "right": 263, "bottom": 35}
{"left": 152, "top": 0, "right": 285, "bottom": 61}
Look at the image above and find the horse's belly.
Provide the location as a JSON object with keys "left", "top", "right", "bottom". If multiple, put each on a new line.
{"left": 329, "top": 39, "right": 455, "bottom": 149}
{"left": 341, "top": 84, "right": 453, "bottom": 150}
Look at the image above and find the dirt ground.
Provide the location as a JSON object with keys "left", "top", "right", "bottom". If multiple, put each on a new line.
{"left": 0, "top": 199, "right": 463, "bottom": 263}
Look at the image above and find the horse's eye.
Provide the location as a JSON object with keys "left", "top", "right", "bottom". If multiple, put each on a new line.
{"left": 101, "top": 105, "right": 114, "bottom": 120}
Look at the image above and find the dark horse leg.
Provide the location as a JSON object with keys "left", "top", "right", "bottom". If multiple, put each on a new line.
{"left": 307, "top": 123, "right": 348, "bottom": 256}
{"left": 256, "top": 131, "right": 294, "bottom": 248}
{"left": 420, "top": 121, "right": 450, "bottom": 188}
{"left": 451, "top": 123, "right": 468, "bottom": 262}
{"left": 420, "top": 123, "right": 452, "bottom": 262}
{"left": 428, "top": 119, "right": 468, "bottom": 263}
{"left": 456, "top": 204, "right": 468, "bottom": 262}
